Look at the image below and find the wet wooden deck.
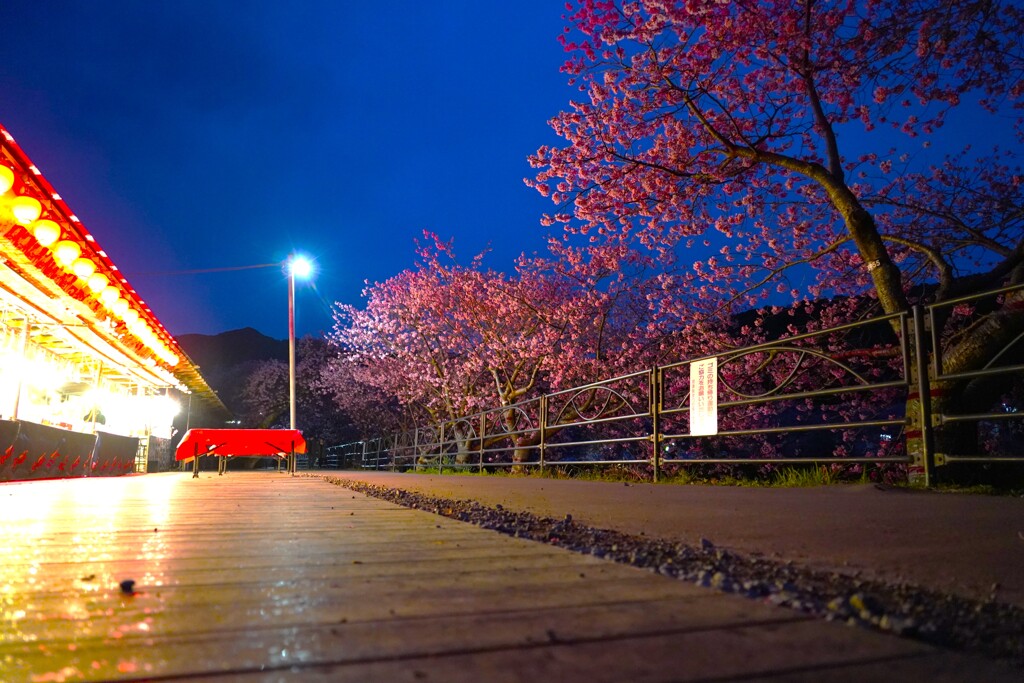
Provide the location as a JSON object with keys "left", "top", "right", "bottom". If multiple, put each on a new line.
{"left": 0, "top": 472, "right": 1016, "bottom": 681}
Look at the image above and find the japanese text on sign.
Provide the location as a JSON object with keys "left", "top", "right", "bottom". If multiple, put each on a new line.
{"left": 690, "top": 357, "right": 718, "bottom": 436}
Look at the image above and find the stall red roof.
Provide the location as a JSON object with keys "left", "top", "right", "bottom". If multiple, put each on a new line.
{"left": 175, "top": 429, "right": 306, "bottom": 461}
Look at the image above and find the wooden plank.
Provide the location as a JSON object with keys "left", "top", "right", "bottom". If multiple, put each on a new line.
{"left": 3, "top": 574, "right": 716, "bottom": 644}
{"left": 0, "top": 599, "right": 826, "bottom": 681}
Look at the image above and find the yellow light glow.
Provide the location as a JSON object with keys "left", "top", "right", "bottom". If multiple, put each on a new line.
{"left": 87, "top": 272, "right": 109, "bottom": 293}
{"left": 53, "top": 240, "right": 82, "bottom": 267}
{"left": 31, "top": 219, "right": 61, "bottom": 246}
{"left": 112, "top": 297, "right": 130, "bottom": 318}
{"left": 123, "top": 309, "right": 140, "bottom": 326}
{"left": 166, "top": 353, "right": 179, "bottom": 366}
{"left": 71, "top": 257, "right": 96, "bottom": 280}
{"left": 0, "top": 166, "right": 13, "bottom": 194}
{"left": 10, "top": 196, "right": 41, "bottom": 225}
{"left": 99, "top": 286, "right": 120, "bottom": 308}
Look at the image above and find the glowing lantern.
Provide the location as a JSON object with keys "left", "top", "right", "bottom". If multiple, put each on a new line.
{"left": 10, "top": 196, "right": 41, "bottom": 225}
{"left": 86, "top": 272, "right": 109, "bottom": 293}
{"left": 0, "top": 166, "right": 13, "bottom": 194}
{"left": 71, "top": 257, "right": 96, "bottom": 280}
{"left": 99, "top": 286, "right": 120, "bottom": 308}
{"left": 53, "top": 240, "right": 82, "bottom": 267}
{"left": 167, "top": 354, "right": 179, "bottom": 366}
{"left": 123, "top": 309, "right": 140, "bottom": 326}
{"left": 31, "top": 219, "right": 61, "bottom": 246}
{"left": 112, "top": 297, "right": 130, "bottom": 318}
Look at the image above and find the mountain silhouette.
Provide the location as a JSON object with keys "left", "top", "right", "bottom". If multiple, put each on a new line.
{"left": 177, "top": 328, "right": 288, "bottom": 417}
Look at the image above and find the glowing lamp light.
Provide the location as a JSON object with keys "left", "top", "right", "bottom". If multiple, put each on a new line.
{"left": 31, "top": 219, "right": 61, "bottom": 246}
{"left": 0, "top": 166, "right": 13, "bottom": 194}
{"left": 111, "top": 297, "right": 130, "bottom": 318}
{"left": 87, "top": 272, "right": 109, "bottom": 293}
{"left": 123, "top": 309, "right": 140, "bottom": 326}
{"left": 167, "top": 354, "right": 179, "bottom": 366}
{"left": 99, "top": 286, "right": 120, "bottom": 308}
{"left": 53, "top": 240, "right": 82, "bottom": 267}
{"left": 71, "top": 257, "right": 96, "bottom": 280}
{"left": 288, "top": 255, "right": 313, "bottom": 279}
{"left": 10, "top": 196, "right": 42, "bottom": 225}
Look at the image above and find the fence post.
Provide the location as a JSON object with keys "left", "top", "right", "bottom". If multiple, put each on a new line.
{"left": 438, "top": 422, "right": 445, "bottom": 475}
{"left": 650, "top": 366, "right": 661, "bottom": 483}
{"left": 909, "top": 305, "right": 936, "bottom": 487}
{"left": 478, "top": 412, "right": 486, "bottom": 473}
{"left": 539, "top": 395, "right": 547, "bottom": 475}
{"left": 413, "top": 427, "right": 420, "bottom": 473}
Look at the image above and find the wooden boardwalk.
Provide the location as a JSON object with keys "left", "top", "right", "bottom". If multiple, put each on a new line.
{"left": 0, "top": 472, "right": 1016, "bottom": 682}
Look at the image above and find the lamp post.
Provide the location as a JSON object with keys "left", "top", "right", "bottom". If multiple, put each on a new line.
{"left": 286, "top": 255, "right": 312, "bottom": 432}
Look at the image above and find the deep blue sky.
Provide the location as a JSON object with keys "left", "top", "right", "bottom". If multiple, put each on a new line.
{"left": 0, "top": 2, "right": 574, "bottom": 339}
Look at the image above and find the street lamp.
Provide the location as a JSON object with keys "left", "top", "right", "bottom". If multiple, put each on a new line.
{"left": 285, "top": 255, "right": 313, "bottom": 433}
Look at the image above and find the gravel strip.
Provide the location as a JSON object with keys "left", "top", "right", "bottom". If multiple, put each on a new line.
{"left": 320, "top": 475, "right": 1024, "bottom": 665}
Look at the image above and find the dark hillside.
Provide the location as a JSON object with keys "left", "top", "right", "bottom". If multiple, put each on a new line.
{"left": 178, "top": 328, "right": 287, "bottom": 416}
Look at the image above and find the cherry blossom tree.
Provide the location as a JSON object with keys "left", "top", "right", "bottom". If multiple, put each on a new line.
{"left": 327, "top": 234, "right": 714, "bottom": 463}
{"left": 530, "top": 0, "right": 1024, "bottom": 467}
{"left": 239, "top": 337, "right": 354, "bottom": 446}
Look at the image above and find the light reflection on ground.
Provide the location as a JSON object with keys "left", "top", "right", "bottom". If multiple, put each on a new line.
{"left": 0, "top": 474, "right": 181, "bottom": 680}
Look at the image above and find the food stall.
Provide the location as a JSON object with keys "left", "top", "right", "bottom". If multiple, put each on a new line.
{"left": 0, "top": 122, "right": 228, "bottom": 481}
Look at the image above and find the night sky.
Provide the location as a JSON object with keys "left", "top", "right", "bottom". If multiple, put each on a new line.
{"left": 0, "top": 2, "right": 574, "bottom": 338}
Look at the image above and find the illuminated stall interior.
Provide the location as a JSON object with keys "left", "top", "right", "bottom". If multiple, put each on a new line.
{"left": 0, "top": 123, "right": 226, "bottom": 447}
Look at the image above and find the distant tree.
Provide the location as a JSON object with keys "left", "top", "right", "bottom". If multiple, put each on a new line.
{"left": 239, "top": 337, "right": 353, "bottom": 446}
{"left": 529, "top": 0, "right": 1024, "bottom": 468}
{"left": 240, "top": 360, "right": 288, "bottom": 429}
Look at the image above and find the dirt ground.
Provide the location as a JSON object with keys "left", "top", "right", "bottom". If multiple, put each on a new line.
{"left": 329, "top": 471, "right": 1024, "bottom": 607}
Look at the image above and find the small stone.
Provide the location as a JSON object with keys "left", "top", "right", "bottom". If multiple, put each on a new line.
{"left": 119, "top": 579, "right": 136, "bottom": 595}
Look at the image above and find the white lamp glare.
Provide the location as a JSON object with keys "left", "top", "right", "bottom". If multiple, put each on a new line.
{"left": 289, "top": 255, "right": 313, "bottom": 279}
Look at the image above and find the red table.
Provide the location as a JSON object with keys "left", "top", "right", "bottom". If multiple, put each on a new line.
{"left": 175, "top": 428, "right": 306, "bottom": 477}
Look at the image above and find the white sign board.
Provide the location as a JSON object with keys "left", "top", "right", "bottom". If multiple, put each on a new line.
{"left": 690, "top": 357, "right": 718, "bottom": 436}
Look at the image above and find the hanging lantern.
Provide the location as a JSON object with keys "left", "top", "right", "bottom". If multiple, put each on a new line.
{"left": 32, "top": 219, "right": 61, "bottom": 246}
{"left": 112, "top": 297, "right": 130, "bottom": 318}
{"left": 0, "top": 166, "right": 14, "bottom": 195}
{"left": 86, "top": 272, "right": 109, "bottom": 293}
{"left": 53, "top": 240, "right": 82, "bottom": 267}
{"left": 99, "top": 285, "right": 120, "bottom": 308}
{"left": 31, "top": 219, "right": 61, "bottom": 246}
{"left": 10, "top": 196, "right": 41, "bottom": 225}
{"left": 71, "top": 257, "right": 96, "bottom": 280}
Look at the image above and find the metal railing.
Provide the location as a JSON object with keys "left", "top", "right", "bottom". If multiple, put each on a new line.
{"left": 329, "top": 284, "right": 1024, "bottom": 486}
{"left": 926, "top": 283, "right": 1024, "bottom": 466}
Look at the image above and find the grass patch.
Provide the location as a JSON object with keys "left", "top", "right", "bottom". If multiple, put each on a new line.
{"left": 356, "top": 460, "right": 1021, "bottom": 494}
